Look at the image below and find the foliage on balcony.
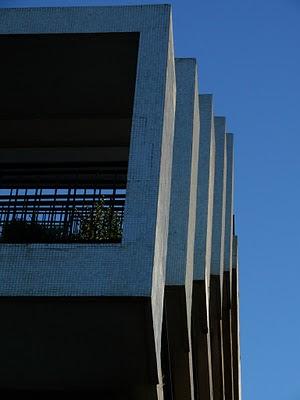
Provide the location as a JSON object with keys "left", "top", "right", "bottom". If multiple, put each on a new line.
{"left": 79, "top": 197, "right": 122, "bottom": 242}
{"left": 1, "top": 196, "right": 123, "bottom": 244}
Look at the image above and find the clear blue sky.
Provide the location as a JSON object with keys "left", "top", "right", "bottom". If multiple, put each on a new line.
{"left": 1, "top": 0, "right": 299, "bottom": 399}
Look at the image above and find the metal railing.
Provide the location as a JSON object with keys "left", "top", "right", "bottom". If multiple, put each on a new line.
{"left": 0, "top": 188, "right": 125, "bottom": 243}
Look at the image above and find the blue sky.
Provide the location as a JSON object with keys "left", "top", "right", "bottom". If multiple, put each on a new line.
{"left": 1, "top": 0, "right": 300, "bottom": 399}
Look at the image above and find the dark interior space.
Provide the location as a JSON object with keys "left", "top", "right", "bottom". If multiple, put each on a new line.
{"left": 0, "top": 297, "right": 157, "bottom": 396}
{"left": 0, "top": 32, "right": 139, "bottom": 144}
{"left": 0, "top": 32, "right": 139, "bottom": 181}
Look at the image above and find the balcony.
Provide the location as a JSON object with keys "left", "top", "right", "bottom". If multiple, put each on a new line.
{"left": 0, "top": 32, "right": 138, "bottom": 246}
{"left": 0, "top": 188, "right": 125, "bottom": 244}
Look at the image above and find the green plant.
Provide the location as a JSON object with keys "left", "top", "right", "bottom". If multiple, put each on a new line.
{"left": 79, "top": 197, "right": 122, "bottom": 242}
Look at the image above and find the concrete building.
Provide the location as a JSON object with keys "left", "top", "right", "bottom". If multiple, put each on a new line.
{"left": 0, "top": 5, "right": 241, "bottom": 399}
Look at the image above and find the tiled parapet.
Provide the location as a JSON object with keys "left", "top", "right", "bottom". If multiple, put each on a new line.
{"left": 0, "top": 4, "right": 175, "bottom": 293}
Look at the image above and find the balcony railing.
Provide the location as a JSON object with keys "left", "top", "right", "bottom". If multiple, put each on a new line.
{"left": 0, "top": 188, "right": 125, "bottom": 243}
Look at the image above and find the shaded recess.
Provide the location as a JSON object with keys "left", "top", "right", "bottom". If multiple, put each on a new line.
{"left": 0, "top": 297, "right": 158, "bottom": 398}
{"left": 162, "top": 286, "right": 192, "bottom": 400}
{"left": 0, "top": 32, "right": 139, "bottom": 183}
{"left": 0, "top": 33, "right": 139, "bottom": 243}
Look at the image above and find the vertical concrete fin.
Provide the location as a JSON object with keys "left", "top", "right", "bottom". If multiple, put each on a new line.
{"left": 232, "top": 235, "right": 238, "bottom": 269}
{"left": 222, "top": 134, "right": 235, "bottom": 400}
{"left": 151, "top": 8, "right": 176, "bottom": 388}
{"left": 166, "top": 57, "right": 199, "bottom": 289}
{"left": 164, "top": 57, "right": 200, "bottom": 400}
{"left": 194, "top": 94, "right": 215, "bottom": 283}
{"left": 224, "top": 133, "right": 234, "bottom": 274}
{"left": 211, "top": 116, "right": 227, "bottom": 286}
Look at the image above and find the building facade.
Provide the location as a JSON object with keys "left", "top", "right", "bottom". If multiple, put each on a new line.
{"left": 0, "top": 5, "right": 241, "bottom": 399}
